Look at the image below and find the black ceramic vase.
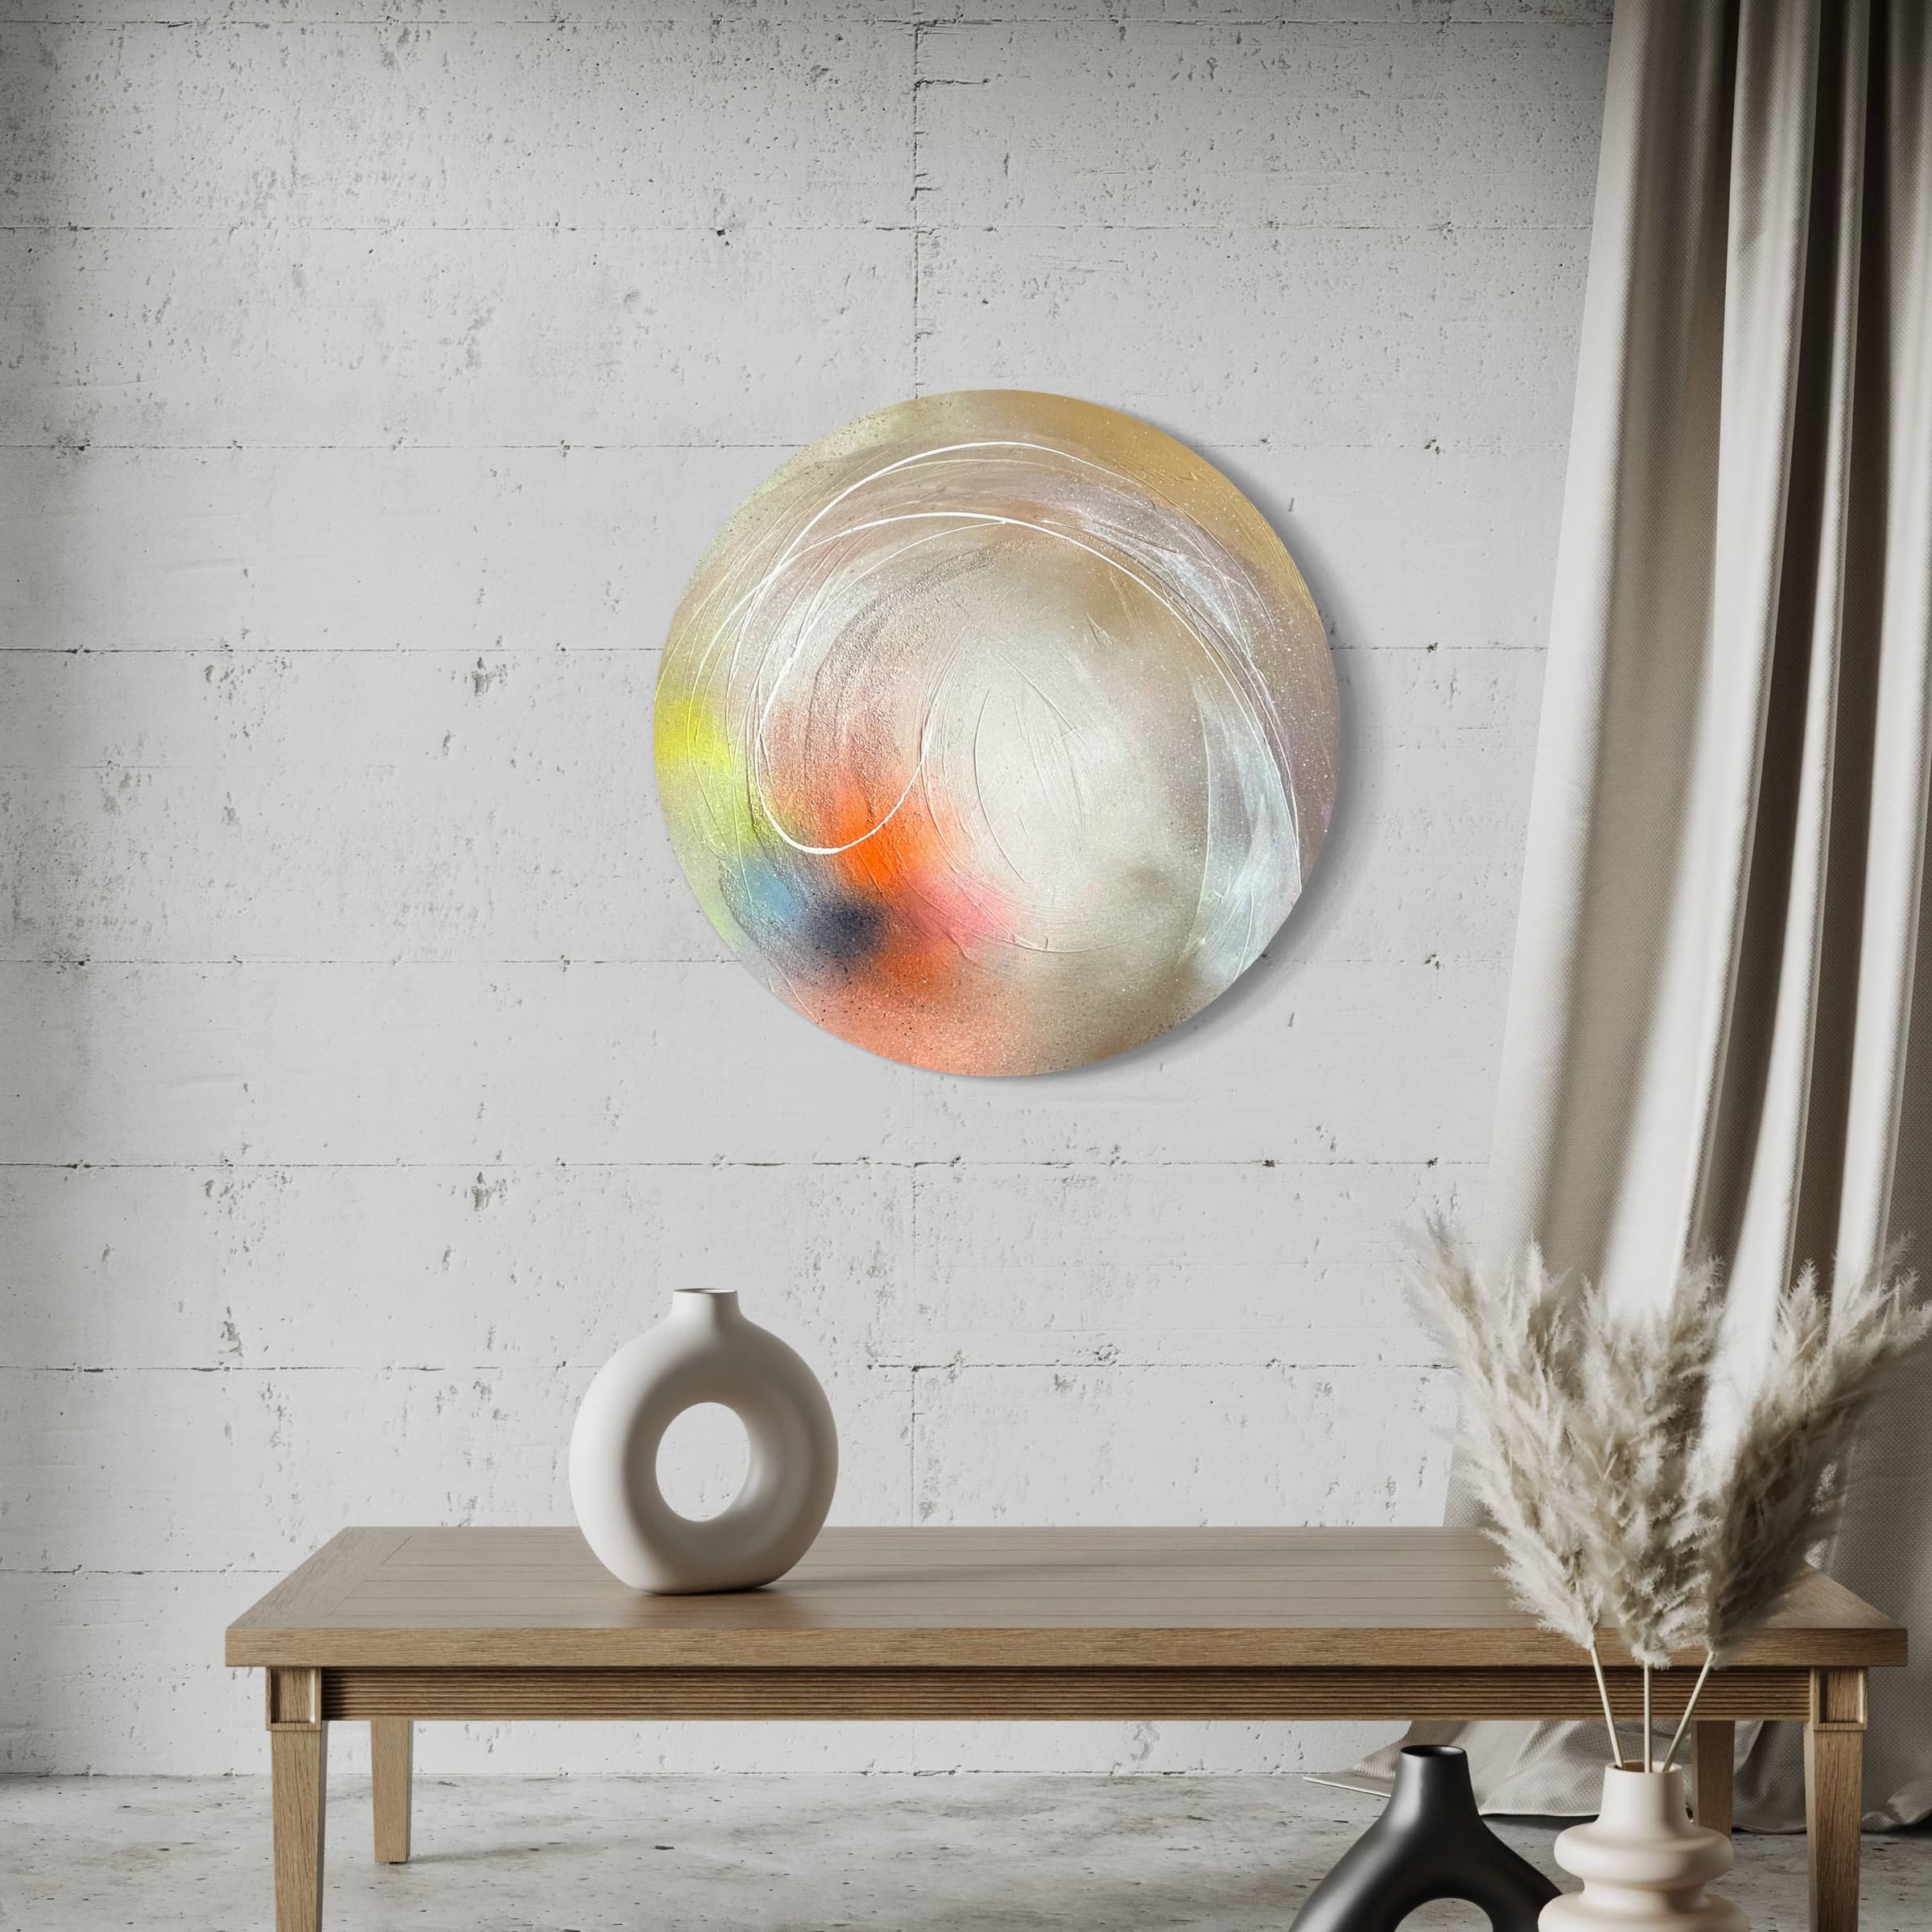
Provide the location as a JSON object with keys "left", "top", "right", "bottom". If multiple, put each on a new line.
{"left": 1290, "top": 1745, "right": 1561, "bottom": 1932}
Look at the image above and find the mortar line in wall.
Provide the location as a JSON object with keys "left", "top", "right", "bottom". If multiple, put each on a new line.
{"left": 0, "top": 641, "right": 1549, "bottom": 656}
{"left": 0, "top": 440, "right": 1571, "bottom": 456}
{"left": 0, "top": 12, "right": 1609, "bottom": 24}
{"left": 1, "top": 442, "right": 809, "bottom": 454}
{"left": 0, "top": 13, "right": 1611, "bottom": 25}
{"left": 906, "top": 1149, "right": 919, "bottom": 1524}
{"left": 0, "top": 1155, "right": 1481, "bottom": 1167}
{"left": 2, "top": 1566, "right": 261, "bottom": 1576}
{"left": 910, "top": 14, "right": 926, "bottom": 397}
{"left": 0, "top": 221, "right": 1591, "bottom": 234}
{"left": 0, "top": 1368, "right": 1334, "bottom": 1379}
{"left": 0, "top": 957, "right": 1505, "bottom": 970}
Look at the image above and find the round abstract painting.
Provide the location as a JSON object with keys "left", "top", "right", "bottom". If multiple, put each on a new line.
{"left": 654, "top": 390, "right": 1339, "bottom": 1075}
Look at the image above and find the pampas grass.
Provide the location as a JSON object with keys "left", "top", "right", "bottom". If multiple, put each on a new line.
{"left": 1403, "top": 1218, "right": 1619, "bottom": 1757}
{"left": 1657, "top": 1253, "right": 1932, "bottom": 1768}
{"left": 1573, "top": 1263, "right": 1720, "bottom": 1671}
{"left": 1699, "top": 1254, "right": 1930, "bottom": 1655}
{"left": 1406, "top": 1223, "right": 1597, "bottom": 1643}
{"left": 1408, "top": 1220, "right": 1929, "bottom": 1771}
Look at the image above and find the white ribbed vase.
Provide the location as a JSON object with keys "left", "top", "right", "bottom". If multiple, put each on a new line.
{"left": 1542, "top": 1766, "right": 1746, "bottom": 1932}
{"left": 569, "top": 1288, "right": 838, "bottom": 1594}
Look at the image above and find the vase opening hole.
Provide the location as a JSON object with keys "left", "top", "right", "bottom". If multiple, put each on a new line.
{"left": 1402, "top": 1745, "right": 1466, "bottom": 1761}
{"left": 1397, "top": 1902, "right": 1488, "bottom": 1931}
{"left": 655, "top": 1402, "right": 751, "bottom": 1521}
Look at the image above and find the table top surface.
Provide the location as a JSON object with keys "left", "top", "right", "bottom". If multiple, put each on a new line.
{"left": 225, "top": 1527, "right": 1905, "bottom": 1671}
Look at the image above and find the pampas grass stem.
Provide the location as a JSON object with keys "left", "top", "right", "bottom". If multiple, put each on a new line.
{"left": 1661, "top": 1651, "right": 1715, "bottom": 1772}
{"left": 1587, "top": 1639, "right": 1624, "bottom": 1767}
{"left": 1641, "top": 1664, "right": 1653, "bottom": 1773}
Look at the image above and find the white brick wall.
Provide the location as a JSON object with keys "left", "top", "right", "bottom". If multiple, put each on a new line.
{"left": 0, "top": 0, "right": 1612, "bottom": 1775}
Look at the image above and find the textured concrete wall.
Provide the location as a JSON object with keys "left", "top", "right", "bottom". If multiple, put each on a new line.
{"left": 2, "top": 0, "right": 1611, "bottom": 1775}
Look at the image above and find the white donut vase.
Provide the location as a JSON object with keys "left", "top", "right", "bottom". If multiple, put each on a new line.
{"left": 568, "top": 1288, "right": 839, "bottom": 1594}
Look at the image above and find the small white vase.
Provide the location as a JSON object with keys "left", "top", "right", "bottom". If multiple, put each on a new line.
{"left": 569, "top": 1288, "right": 838, "bottom": 1594}
{"left": 1542, "top": 1765, "right": 1746, "bottom": 1932}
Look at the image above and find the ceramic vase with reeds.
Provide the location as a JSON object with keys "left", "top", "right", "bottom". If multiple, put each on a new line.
{"left": 1400, "top": 1223, "right": 1929, "bottom": 1932}
{"left": 1541, "top": 1765, "right": 1744, "bottom": 1932}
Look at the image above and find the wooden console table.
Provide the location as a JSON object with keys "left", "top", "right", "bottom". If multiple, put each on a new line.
{"left": 225, "top": 1526, "right": 1905, "bottom": 1932}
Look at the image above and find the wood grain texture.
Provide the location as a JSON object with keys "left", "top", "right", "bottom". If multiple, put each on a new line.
{"left": 1692, "top": 1720, "right": 1734, "bottom": 1837}
{"left": 266, "top": 1666, "right": 323, "bottom": 1730}
{"left": 241, "top": 1531, "right": 410, "bottom": 1633}
{"left": 1805, "top": 1724, "right": 1862, "bottom": 1932}
{"left": 270, "top": 1723, "right": 327, "bottom": 1932}
{"left": 1804, "top": 1670, "right": 1868, "bottom": 1932}
{"left": 1810, "top": 1663, "right": 1869, "bottom": 1728}
{"left": 316, "top": 1665, "right": 1813, "bottom": 1724}
{"left": 369, "top": 1719, "right": 411, "bottom": 1865}
{"left": 225, "top": 1527, "right": 1907, "bottom": 1672}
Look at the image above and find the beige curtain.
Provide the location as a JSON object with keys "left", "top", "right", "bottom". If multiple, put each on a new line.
{"left": 1344, "top": 0, "right": 1932, "bottom": 1827}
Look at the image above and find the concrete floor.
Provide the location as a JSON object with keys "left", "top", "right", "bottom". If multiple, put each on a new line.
{"left": 2, "top": 1774, "right": 1929, "bottom": 1931}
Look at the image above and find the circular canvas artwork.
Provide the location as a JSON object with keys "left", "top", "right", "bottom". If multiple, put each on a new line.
{"left": 654, "top": 390, "right": 1340, "bottom": 1076}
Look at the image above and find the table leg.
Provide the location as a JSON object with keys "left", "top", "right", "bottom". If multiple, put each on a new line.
{"left": 1691, "top": 1720, "right": 1733, "bottom": 1835}
{"left": 267, "top": 1667, "right": 328, "bottom": 1932}
{"left": 371, "top": 1719, "right": 413, "bottom": 1864}
{"left": 1805, "top": 1668, "right": 1866, "bottom": 1932}
{"left": 271, "top": 1724, "right": 328, "bottom": 1932}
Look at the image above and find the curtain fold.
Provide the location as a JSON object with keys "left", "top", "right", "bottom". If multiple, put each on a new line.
{"left": 1340, "top": 0, "right": 1932, "bottom": 1827}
